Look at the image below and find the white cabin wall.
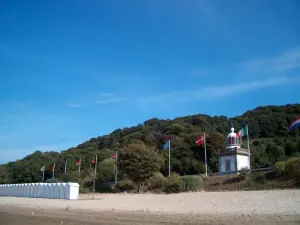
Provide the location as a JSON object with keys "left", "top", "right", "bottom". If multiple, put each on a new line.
{"left": 0, "top": 182, "right": 79, "bottom": 200}
{"left": 237, "top": 155, "right": 250, "bottom": 170}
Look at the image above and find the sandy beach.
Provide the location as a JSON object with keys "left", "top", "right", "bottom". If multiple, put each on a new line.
{"left": 1, "top": 190, "right": 300, "bottom": 224}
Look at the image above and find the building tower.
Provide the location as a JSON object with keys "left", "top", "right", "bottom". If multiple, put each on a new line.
{"left": 219, "top": 127, "right": 250, "bottom": 175}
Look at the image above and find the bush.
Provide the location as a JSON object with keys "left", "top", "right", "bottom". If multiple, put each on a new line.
{"left": 239, "top": 168, "right": 249, "bottom": 176}
{"left": 253, "top": 173, "right": 266, "bottom": 184}
{"left": 285, "top": 157, "right": 300, "bottom": 183}
{"left": 147, "top": 172, "right": 166, "bottom": 193}
{"left": 180, "top": 175, "right": 204, "bottom": 192}
{"left": 117, "top": 179, "right": 135, "bottom": 192}
{"left": 165, "top": 174, "right": 183, "bottom": 193}
{"left": 79, "top": 186, "right": 91, "bottom": 193}
{"left": 95, "top": 176, "right": 114, "bottom": 193}
{"left": 275, "top": 161, "right": 286, "bottom": 176}
{"left": 274, "top": 157, "right": 300, "bottom": 182}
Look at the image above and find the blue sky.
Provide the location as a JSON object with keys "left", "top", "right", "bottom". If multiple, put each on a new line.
{"left": 0, "top": 0, "right": 300, "bottom": 164}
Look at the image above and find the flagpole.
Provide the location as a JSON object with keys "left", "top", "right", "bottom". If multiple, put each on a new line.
{"left": 115, "top": 151, "right": 118, "bottom": 185}
{"left": 64, "top": 160, "right": 67, "bottom": 175}
{"left": 52, "top": 163, "right": 55, "bottom": 179}
{"left": 204, "top": 133, "right": 207, "bottom": 176}
{"left": 168, "top": 139, "right": 171, "bottom": 177}
{"left": 93, "top": 155, "right": 98, "bottom": 200}
{"left": 79, "top": 158, "right": 81, "bottom": 175}
{"left": 94, "top": 155, "right": 97, "bottom": 177}
{"left": 247, "top": 124, "right": 251, "bottom": 173}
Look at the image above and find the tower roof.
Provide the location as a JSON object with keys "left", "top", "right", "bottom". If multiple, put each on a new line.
{"left": 226, "top": 127, "right": 240, "bottom": 149}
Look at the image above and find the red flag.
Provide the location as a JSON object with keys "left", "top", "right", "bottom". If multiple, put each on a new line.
{"left": 75, "top": 159, "right": 81, "bottom": 165}
{"left": 92, "top": 159, "right": 96, "bottom": 164}
{"left": 111, "top": 153, "right": 116, "bottom": 159}
{"left": 51, "top": 163, "right": 55, "bottom": 172}
{"left": 195, "top": 135, "right": 205, "bottom": 146}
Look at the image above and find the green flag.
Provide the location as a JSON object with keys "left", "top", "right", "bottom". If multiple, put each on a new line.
{"left": 238, "top": 125, "right": 248, "bottom": 137}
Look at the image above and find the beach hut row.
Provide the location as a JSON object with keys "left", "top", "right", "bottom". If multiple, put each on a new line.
{"left": 0, "top": 182, "right": 79, "bottom": 200}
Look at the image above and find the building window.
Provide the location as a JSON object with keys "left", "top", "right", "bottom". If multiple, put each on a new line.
{"left": 225, "top": 159, "right": 231, "bottom": 171}
{"left": 231, "top": 137, "right": 235, "bottom": 144}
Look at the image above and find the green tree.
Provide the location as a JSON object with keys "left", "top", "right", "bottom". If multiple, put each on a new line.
{"left": 118, "top": 143, "right": 164, "bottom": 191}
{"left": 284, "top": 141, "right": 298, "bottom": 156}
{"left": 98, "top": 158, "right": 115, "bottom": 182}
{"left": 0, "top": 166, "right": 11, "bottom": 184}
{"left": 206, "top": 132, "right": 226, "bottom": 173}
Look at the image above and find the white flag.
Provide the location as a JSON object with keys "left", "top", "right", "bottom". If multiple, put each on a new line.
{"left": 40, "top": 165, "right": 45, "bottom": 171}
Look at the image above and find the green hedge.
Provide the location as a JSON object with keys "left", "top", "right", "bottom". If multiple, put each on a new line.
{"left": 165, "top": 174, "right": 183, "bottom": 193}
{"left": 147, "top": 172, "right": 166, "bottom": 193}
{"left": 180, "top": 175, "right": 204, "bottom": 192}
{"left": 165, "top": 174, "right": 204, "bottom": 193}
{"left": 275, "top": 157, "right": 300, "bottom": 183}
{"left": 285, "top": 157, "right": 300, "bottom": 182}
{"left": 117, "top": 179, "right": 135, "bottom": 192}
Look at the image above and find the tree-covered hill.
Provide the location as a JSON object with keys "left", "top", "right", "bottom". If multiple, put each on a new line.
{"left": 1, "top": 103, "right": 300, "bottom": 185}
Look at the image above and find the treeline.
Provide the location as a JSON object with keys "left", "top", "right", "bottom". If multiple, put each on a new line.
{"left": 0, "top": 104, "right": 300, "bottom": 189}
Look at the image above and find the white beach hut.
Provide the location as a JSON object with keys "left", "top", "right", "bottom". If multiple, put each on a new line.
{"left": 59, "top": 183, "right": 67, "bottom": 199}
{"left": 24, "top": 183, "right": 29, "bottom": 197}
{"left": 44, "top": 183, "right": 51, "bottom": 199}
{"left": 7, "top": 184, "right": 12, "bottom": 196}
{"left": 36, "top": 183, "right": 43, "bottom": 198}
{"left": 66, "top": 182, "right": 80, "bottom": 200}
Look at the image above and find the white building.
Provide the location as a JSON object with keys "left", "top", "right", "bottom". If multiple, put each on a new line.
{"left": 219, "top": 127, "right": 250, "bottom": 175}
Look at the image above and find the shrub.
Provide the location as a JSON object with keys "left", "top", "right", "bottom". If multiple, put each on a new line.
{"left": 165, "top": 174, "right": 183, "bottom": 193}
{"left": 285, "top": 157, "right": 300, "bottom": 183}
{"left": 117, "top": 179, "right": 135, "bottom": 192}
{"left": 79, "top": 186, "right": 91, "bottom": 193}
{"left": 95, "top": 176, "right": 114, "bottom": 193}
{"left": 275, "top": 161, "right": 286, "bottom": 176}
{"left": 147, "top": 172, "right": 166, "bottom": 193}
{"left": 253, "top": 173, "right": 266, "bottom": 184}
{"left": 180, "top": 175, "right": 204, "bottom": 192}
{"left": 239, "top": 168, "right": 249, "bottom": 176}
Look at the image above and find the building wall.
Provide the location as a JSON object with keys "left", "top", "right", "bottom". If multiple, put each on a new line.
{"left": 0, "top": 182, "right": 79, "bottom": 200}
{"left": 219, "top": 155, "right": 236, "bottom": 173}
{"left": 237, "top": 155, "right": 250, "bottom": 170}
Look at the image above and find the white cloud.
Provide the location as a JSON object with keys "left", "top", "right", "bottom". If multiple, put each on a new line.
{"left": 67, "top": 93, "right": 127, "bottom": 108}
{"left": 242, "top": 48, "right": 300, "bottom": 74}
{"left": 138, "top": 76, "right": 299, "bottom": 107}
{"left": 191, "top": 47, "right": 300, "bottom": 78}
{"left": 94, "top": 97, "right": 127, "bottom": 104}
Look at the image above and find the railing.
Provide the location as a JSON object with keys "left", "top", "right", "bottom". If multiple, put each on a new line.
{"left": 202, "top": 167, "right": 275, "bottom": 177}
{"left": 250, "top": 167, "right": 274, "bottom": 172}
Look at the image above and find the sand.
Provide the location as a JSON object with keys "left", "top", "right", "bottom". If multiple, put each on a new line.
{"left": 1, "top": 190, "right": 300, "bottom": 224}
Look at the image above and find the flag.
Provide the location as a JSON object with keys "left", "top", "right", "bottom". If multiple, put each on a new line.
{"left": 40, "top": 165, "right": 45, "bottom": 172}
{"left": 238, "top": 125, "right": 248, "bottom": 137}
{"left": 290, "top": 117, "right": 300, "bottom": 131}
{"left": 92, "top": 159, "right": 96, "bottom": 164}
{"left": 195, "top": 135, "right": 204, "bottom": 146}
{"left": 162, "top": 141, "right": 170, "bottom": 149}
{"left": 111, "top": 153, "right": 116, "bottom": 159}
{"left": 51, "top": 163, "right": 55, "bottom": 172}
{"left": 76, "top": 159, "right": 81, "bottom": 165}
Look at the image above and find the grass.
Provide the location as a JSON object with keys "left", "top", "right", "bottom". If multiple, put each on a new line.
{"left": 203, "top": 171, "right": 300, "bottom": 191}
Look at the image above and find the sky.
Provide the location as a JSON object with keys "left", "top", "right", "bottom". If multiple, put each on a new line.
{"left": 0, "top": 0, "right": 300, "bottom": 164}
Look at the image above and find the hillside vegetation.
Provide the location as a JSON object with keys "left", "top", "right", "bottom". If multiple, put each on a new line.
{"left": 0, "top": 104, "right": 300, "bottom": 193}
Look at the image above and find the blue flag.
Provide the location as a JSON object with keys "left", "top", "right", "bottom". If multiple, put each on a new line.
{"left": 162, "top": 141, "right": 170, "bottom": 150}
